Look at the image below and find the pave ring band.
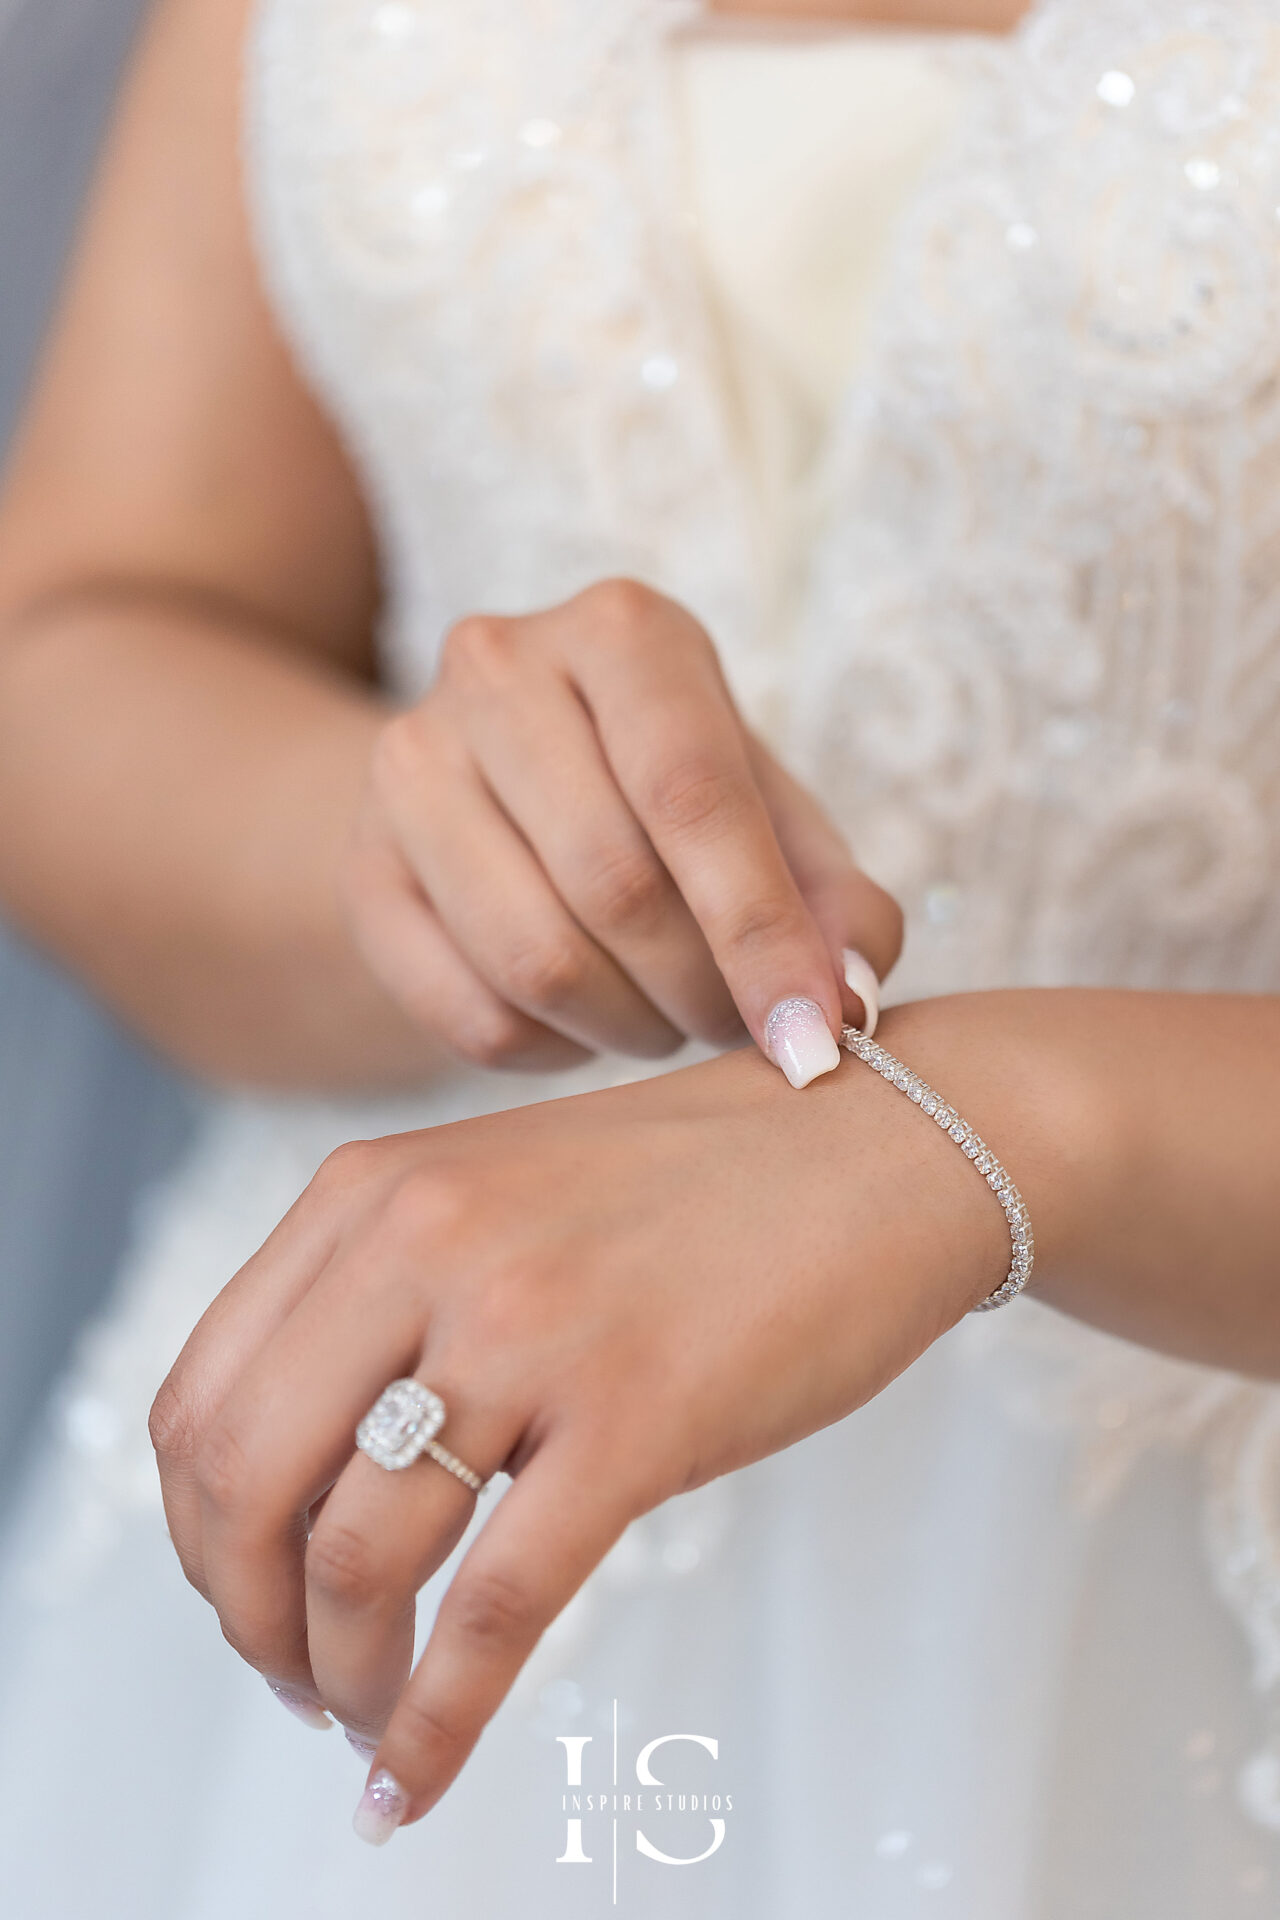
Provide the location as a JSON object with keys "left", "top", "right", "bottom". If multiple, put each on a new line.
{"left": 355, "top": 1379, "right": 488, "bottom": 1493}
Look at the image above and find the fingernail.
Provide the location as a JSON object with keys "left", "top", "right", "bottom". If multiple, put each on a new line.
{"left": 267, "top": 1681, "right": 333, "bottom": 1731}
{"left": 764, "top": 996, "right": 841, "bottom": 1089}
{"left": 841, "top": 947, "right": 881, "bottom": 1039}
{"left": 353, "top": 1767, "right": 409, "bottom": 1846}
{"left": 345, "top": 1729, "right": 379, "bottom": 1763}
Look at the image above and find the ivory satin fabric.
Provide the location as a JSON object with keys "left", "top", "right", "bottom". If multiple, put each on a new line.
{"left": 673, "top": 24, "right": 966, "bottom": 572}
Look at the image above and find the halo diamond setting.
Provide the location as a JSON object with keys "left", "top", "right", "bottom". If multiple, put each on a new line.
{"left": 355, "top": 1378, "right": 446, "bottom": 1471}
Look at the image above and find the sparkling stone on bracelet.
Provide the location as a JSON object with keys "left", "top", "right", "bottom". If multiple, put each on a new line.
{"left": 838, "top": 1025, "right": 1035, "bottom": 1312}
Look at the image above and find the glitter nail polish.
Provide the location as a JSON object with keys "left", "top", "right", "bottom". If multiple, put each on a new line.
{"left": 353, "top": 1768, "right": 409, "bottom": 1846}
{"left": 764, "top": 996, "right": 841, "bottom": 1089}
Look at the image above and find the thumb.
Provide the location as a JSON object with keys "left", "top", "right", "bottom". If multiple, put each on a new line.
{"left": 746, "top": 734, "right": 904, "bottom": 1038}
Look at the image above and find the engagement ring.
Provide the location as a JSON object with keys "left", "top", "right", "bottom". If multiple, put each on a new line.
{"left": 355, "top": 1378, "right": 487, "bottom": 1493}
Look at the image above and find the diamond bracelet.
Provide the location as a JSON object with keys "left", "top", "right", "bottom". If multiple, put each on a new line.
{"left": 838, "top": 1025, "right": 1034, "bottom": 1312}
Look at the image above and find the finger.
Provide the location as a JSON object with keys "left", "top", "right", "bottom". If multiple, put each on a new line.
{"left": 355, "top": 1429, "right": 647, "bottom": 1839}
{"left": 305, "top": 1362, "right": 520, "bottom": 1742}
{"left": 375, "top": 713, "right": 683, "bottom": 1058}
{"left": 840, "top": 947, "right": 881, "bottom": 1039}
{"left": 745, "top": 735, "right": 903, "bottom": 1034}
{"left": 149, "top": 1135, "right": 416, "bottom": 1617}
{"left": 462, "top": 657, "right": 741, "bottom": 1046}
{"left": 566, "top": 588, "right": 845, "bottom": 1084}
{"left": 193, "top": 1216, "right": 433, "bottom": 1710}
{"left": 343, "top": 812, "right": 591, "bottom": 1072}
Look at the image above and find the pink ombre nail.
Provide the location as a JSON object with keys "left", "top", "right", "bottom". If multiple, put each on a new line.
{"left": 764, "top": 996, "right": 841, "bottom": 1089}
{"left": 353, "top": 1768, "right": 408, "bottom": 1846}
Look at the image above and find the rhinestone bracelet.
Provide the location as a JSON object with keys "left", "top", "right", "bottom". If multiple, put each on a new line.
{"left": 838, "top": 1025, "right": 1034, "bottom": 1312}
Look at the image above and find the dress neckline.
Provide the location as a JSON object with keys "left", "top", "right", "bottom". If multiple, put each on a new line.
{"left": 679, "top": 2, "right": 1022, "bottom": 45}
{"left": 674, "top": 14, "right": 985, "bottom": 46}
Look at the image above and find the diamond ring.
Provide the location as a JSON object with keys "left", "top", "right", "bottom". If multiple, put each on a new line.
{"left": 355, "top": 1378, "right": 487, "bottom": 1493}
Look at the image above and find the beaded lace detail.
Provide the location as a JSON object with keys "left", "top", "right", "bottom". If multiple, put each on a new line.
{"left": 21, "top": 0, "right": 1280, "bottom": 1830}
{"left": 789, "top": 0, "right": 1280, "bottom": 1012}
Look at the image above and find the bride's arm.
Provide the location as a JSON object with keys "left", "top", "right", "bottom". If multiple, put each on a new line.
{"left": 149, "top": 983, "right": 1280, "bottom": 1836}
{"left": 883, "top": 987, "right": 1280, "bottom": 1376}
{"left": 0, "top": 0, "right": 428, "bottom": 1089}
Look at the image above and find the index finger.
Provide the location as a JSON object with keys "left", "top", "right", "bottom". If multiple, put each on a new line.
{"left": 354, "top": 1430, "right": 647, "bottom": 1840}
{"left": 567, "top": 590, "right": 845, "bottom": 1086}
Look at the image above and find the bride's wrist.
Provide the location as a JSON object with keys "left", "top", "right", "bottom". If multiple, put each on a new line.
{"left": 712, "top": 1003, "right": 1024, "bottom": 1327}
{"left": 862, "top": 990, "right": 1124, "bottom": 1309}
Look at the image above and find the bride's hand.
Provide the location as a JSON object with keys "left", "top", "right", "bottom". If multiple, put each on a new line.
{"left": 148, "top": 996, "right": 1103, "bottom": 1840}
{"left": 340, "top": 577, "right": 901, "bottom": 1080}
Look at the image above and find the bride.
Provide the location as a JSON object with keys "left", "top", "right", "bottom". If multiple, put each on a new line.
{"left": 2, "top": 0, "right": 1279, "bottom": 1912}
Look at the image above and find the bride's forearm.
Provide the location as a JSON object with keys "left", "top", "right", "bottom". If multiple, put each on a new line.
{"left": 874, "top": 988, "right": 1280, "bottom": 1377}
{"left": 0, "top": 589, "right": 451, "bottom": 1091}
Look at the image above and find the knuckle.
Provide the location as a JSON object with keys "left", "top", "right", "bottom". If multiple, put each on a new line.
{"left": 451, "top": 1001, "right": 533, "bottom": 1069}
{"left": 646, "top": 754, "right": 745, "bottom": 839}
{"left": 580, "top": 575, "right": 659, "bottom": 634}
{"left": 446, "top": 1567, "right": 539, "bottom": 1647}
{"left": 306, "top": 1521, "right": 384, "bottom": 1610}
{"left": 500, "top": 932, "right": 587, "bottom": 1012}
{"left": 581, "top": 843, "right": 668, "bottom": 934}
{"left": 379, "top": 1163, "right": 474, "bottom": 1252}
{"left": 394, "top": 1691, "right": 470, "bottom": 1765}
{"left": 217, "top": 1615, "right": 309, "bottom": 1679}
{"left": 194, "top": 1419, "right": 253, "bottom": 1513}
{"left": 148, "top": 1374, "right": 200, "bottom": 1461}
{"left": 723, "top": 893, "right": 809, "bottom": 957}
{"left": 308, "top": 1137, "right": 381, "bottom": 1208}
{"left": 440, "top": 612, "right": 512, "bottom": 683}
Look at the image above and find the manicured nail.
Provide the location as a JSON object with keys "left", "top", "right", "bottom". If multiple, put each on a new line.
{"left": 345, "top": 1729, "right": 379, "bottom": 1763}
{"left": 353, "top": 1767, "right": 409, "bottom": 1847}
{"left": 841, "top": 947, "right": 881, "bottom": 1039}
{"left": 764, "top": 996, "right": 841, "bottom": 1089}
{"left": 267, "top": 1681, "right": 333, "bottom": 1731}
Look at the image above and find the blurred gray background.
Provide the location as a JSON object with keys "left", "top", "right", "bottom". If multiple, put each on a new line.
{"left": 0, "top": 0, "right": 198, "bottom": 1513}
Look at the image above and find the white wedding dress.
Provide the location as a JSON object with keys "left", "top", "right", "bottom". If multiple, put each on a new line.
{"left": 4, "top": 2, "right": 1280, "bottom": 1914}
